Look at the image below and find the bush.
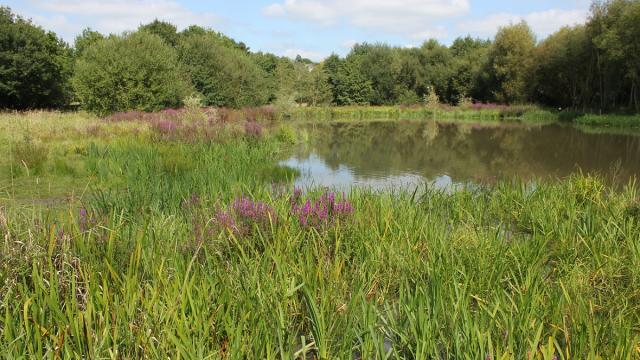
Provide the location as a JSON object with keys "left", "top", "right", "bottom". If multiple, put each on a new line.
{"left": 0, "top": 7, "right": 72, "bottom": 109}
{"left": 178, "top": 33, "right": 270, "bottom": 108}
{"left": 72, "top": 31, "right": 192, "bottom": 115}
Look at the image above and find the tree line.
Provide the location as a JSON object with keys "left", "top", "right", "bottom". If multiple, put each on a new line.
{"left": 1, "top": 1, "right": 639, "bottom": 115}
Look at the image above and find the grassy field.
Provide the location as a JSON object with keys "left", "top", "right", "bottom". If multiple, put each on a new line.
{"left": 1, "top": 109, "right": 640, "bottom": 358}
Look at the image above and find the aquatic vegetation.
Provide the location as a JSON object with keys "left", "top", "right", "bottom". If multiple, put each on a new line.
{"left": 1, "top": 111, "right": 640, "bottom": 359}
{"left": 575, "top": 113, "right": 640, "bottom": 128}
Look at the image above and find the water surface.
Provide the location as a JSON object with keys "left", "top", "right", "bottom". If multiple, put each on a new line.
{"left": 281, "top": 120, "right": 640, "bottom": 190}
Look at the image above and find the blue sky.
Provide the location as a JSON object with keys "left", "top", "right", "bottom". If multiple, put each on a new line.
{"left": 5, "top": 0, "right": 591, "bottom": 61}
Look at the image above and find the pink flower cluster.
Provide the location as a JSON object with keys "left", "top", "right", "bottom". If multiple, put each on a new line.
{"left": 467, "top": 102, "right": 509, "bottom": 111}
{"left": 210, "top": 196, "right": 277, "bottom": 236}
{"left": 290, "top": 189, "right": 354, "bottom": 229}
{"left": 244, "top": 121, "right": 263, "bottom": 139}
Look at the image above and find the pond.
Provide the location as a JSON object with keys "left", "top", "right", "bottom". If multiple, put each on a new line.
{"left": 280, "top": 120, "right": 640, "bottom": 190}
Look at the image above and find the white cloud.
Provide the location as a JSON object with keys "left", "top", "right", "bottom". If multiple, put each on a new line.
{"left": 23, "top": 0, "right": 220, "bottom": 41}
{"left": 264, "top": 0, "right": 469, "bottom": 39}
{"left": 409, "top": 26, "right": 448, "bottom": 40}
{"left": 282, "top": 48, "right": 326, "bottom": 62}
{"left": 458, "top": 8, "right": 588, "bottom": 39}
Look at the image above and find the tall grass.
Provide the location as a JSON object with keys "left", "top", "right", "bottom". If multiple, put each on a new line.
{"left": 0, "top": 110, "right": 639, "bottom": 358}
{"left": 575, "top": 114, "right": 640, "bottom": 128}
{"left": 288, "top": 105, "right": 562, "bottom": 123}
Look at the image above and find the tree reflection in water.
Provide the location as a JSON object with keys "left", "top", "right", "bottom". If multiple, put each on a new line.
{"left": 281, "top": 120, "right": 640, "bottom": 190}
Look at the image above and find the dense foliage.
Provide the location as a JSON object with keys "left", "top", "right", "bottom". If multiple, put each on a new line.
{"left": 72, "top": 31, "right": 192, "bottom": 115}
{"left": 1, "top": 1, "right": 640, "bottom": 114}
{"left": 178, "top": 32, "right": 270, "bottom": 108}
{"left": 0, "top": 7, "right": 72, "bottom": 109}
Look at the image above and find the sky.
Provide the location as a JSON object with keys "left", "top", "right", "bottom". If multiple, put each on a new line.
{"left": 4, "top": 0, "right": 592, "bottom": 61}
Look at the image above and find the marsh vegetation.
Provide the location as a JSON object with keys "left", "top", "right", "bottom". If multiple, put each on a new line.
{"left": 1, "top": 109, "right": 640, "bottom": 358}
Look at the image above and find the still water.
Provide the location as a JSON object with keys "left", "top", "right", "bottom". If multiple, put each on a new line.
{"left": 280, "top": 120, "right": 640, "bottom": 190}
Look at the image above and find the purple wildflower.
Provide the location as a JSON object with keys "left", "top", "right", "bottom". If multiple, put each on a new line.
{"left": 468, "top": 102, "right": 508, "bottom": 111}
{"left": 154, "top": 119, "right": 178, "bottom": 137}
{"left": 244, "top": 121, "right": 263, "bottom": 139}
{"left": 105, "top": 110, "right": 146, "bottom": 122}
{"left": 211, "top": 209, "right": 240, "bottom": 236}
{"left": 78, "top": 208, "right": 96, "bottom": 232}
{"left": 162, "top": 108, "right": 179, "bottom": 118}
{"left": 208, "top": 196, "right": 277, "bottom": 238}
{"left": 231, "top": 196, "right": 277, "bottom": 226}
{"left": 291, "top": 190, "right": 354, "bottom": 229}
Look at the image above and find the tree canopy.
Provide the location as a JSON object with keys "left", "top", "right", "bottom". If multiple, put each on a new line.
{"left": 72, "top": 31, "right": 192, "bottom": 115}
{"left": 0, "top": 7, "right": 72, "bottom": 109}
{"left": 2, "top": 1, "right": 640, "bottom": 113}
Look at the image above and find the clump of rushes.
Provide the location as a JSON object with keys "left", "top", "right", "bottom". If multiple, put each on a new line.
{"left": 11, "top": 134, "right": 49, "bottom": 175}
{"left": 290, "top": 188, "right": 354, "bottom": 229}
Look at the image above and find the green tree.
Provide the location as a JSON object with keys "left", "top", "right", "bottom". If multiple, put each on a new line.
{"left": 589, "top": 0, "right": 640, "bottom": 111}
{"left": 416, "top": 40, "right": 454, "bottom": 102}
{"left": 322, "top": 53, "right": 343, "bottom": 104}
{"left": 350, "top": 43, "right": 401, "bottom": 104}
{"left": 179, "top": 25, "right": 250, "bottom": 53}
{"left": 73, "top": 31, "right": 191, "bottom": 115}
{"left": 0, "top": 7, "right": 72, "bottom": 109}
{"left": 178, "top": 33, "right": 269, "bottom": 108}
{"left": 73, "top": 28, "right": 105, "bottom": 57}
{"left": 139, "top": 20, "right": 179, "bottom": 47}
{"left": 300, "top": 64, "right": 333, "bottom": 106}
{"left": 448, "top": 36, "right": 491, "bottom": 103}
{"left": 533, "top": 26, "right": 591, "bottom": 108}
{"left": 488, "top": 21, "right": 536, "bottom": 103}
{"left": 333, "top": 57, "right": 373, "bottom": 105}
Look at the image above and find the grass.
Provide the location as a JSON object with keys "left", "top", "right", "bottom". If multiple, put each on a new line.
{"left": 287, "top": 105, "right": 639, "bottom": 128}
{"left": 1, "top": 109, "right": 639, "bottom": 358}
{"left": 575, "top": 114, "right": 640, "bottom": 128}
{"left": 287, "top": 105, "right": 558, "bottom": 123}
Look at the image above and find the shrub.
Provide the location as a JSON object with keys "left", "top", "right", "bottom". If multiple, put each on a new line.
{"left": 178, "top": 33, "right": 270, "bottom": 108}
{"left": 72, "top": 31, "right": 192, "bottom": 115}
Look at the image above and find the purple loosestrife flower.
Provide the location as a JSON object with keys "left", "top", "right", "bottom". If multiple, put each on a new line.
{"left": 78, "top": 208, "right": 96, "bottom": 232}
{"left": 78, "top": 208, "right": 88, "bottom": 232}
{"left": 162, "top": 108, "right": 180, "bottom": 119}
{"left": 105, "top": 110, "right": 146, "bottom": 122}
{"left": 291, "top": 190, "right": 354, "bottom": 229}
{"left": 232, "top": 196, "right": 277, "bottom": 226}
{"left": 469, "top": 102, "right": 507, "bottom": 111}
{"left": 154, "top": 119, "right": 178, "bottom": 137}
{"left": 211, "top": 209, "right": 241, "bottom": 236}
{"left": 209, "top": 196, "right": 278, "bottom": 238}
{"left": 244, "top": 121, "right": 263, "bottom": 139}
